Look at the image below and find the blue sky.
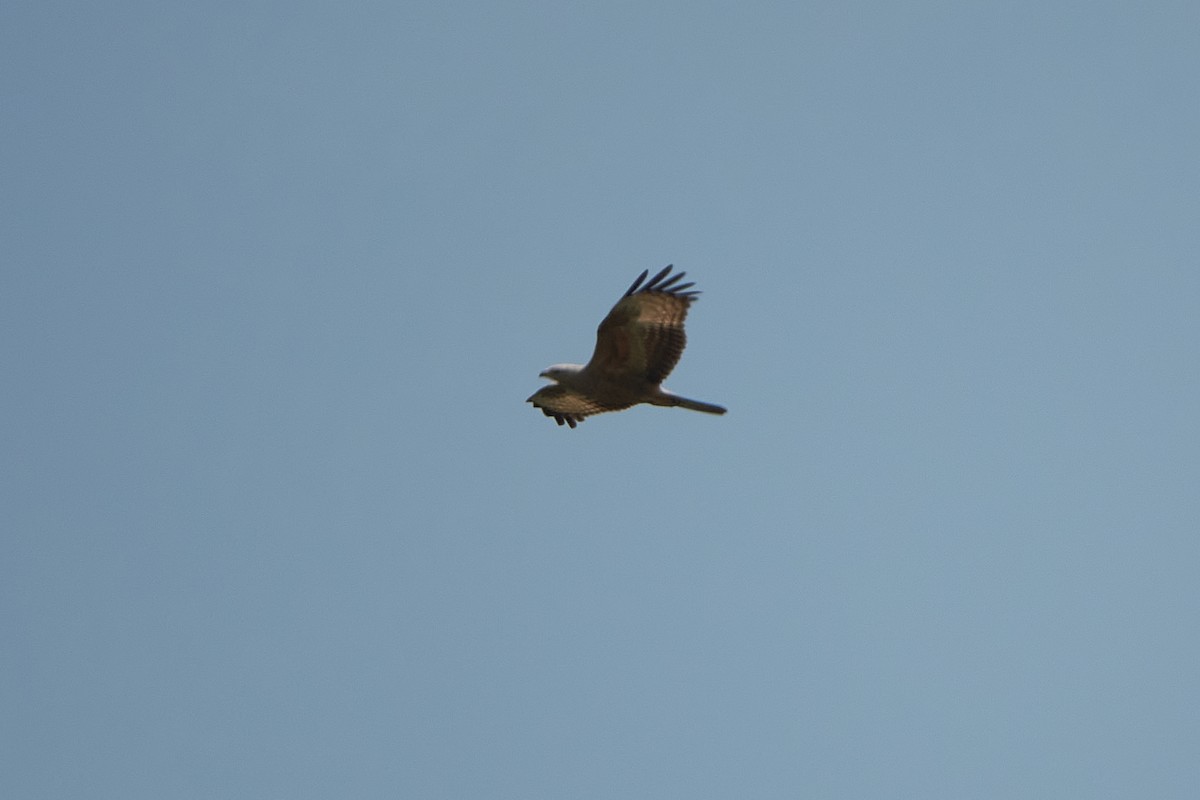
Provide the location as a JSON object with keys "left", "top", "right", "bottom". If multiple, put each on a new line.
{"left": 3, "top": 1, "right": 1198, "bottom": 797}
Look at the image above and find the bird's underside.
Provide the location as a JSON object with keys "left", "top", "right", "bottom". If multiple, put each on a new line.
{"left": 527, "top": 265, "right": 726, "bottom": 428}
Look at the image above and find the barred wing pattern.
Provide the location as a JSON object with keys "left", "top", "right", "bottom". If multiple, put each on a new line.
{"left": 528, "top": 385, "right": 633, "bottom": 429}
{"left": 589, "top": 266, "right": 697, "bottom": 384}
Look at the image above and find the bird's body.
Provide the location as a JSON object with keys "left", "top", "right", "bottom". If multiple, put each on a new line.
{"left": 527, "top": 265, "right": 726, "bottom": 428}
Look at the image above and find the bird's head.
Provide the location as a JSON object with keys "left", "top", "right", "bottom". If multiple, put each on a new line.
{"left": 539, "top": 364, "right": 582, "bottom": 382}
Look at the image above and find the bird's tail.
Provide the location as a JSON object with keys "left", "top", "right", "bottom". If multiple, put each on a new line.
{"left": 664, "top": 393, "right": 727, "bottom": 415}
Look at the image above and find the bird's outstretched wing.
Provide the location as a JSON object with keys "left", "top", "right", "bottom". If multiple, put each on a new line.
{"left": 525, "top": 384, "right": 633, "bottom": 428}
{"left": 587, "top": 265, "right": 699, "bottom": 384}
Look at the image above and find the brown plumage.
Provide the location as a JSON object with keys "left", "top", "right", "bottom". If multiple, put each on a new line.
{"left": 527, "top": 265, "right": 727, "bottom": 428}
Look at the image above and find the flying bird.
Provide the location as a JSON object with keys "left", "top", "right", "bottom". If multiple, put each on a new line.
{"left": 527, "top": 265, "right": 727, "bottom": 428}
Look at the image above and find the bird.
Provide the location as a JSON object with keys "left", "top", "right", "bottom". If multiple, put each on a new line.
{"left": 527, "top": 265, "right": 727, "bottom": 428}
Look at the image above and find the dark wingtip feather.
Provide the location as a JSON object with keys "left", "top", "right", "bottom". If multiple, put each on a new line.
{"left": 623, "top": 269, "right": 650, "bottom": 297}
{"left": 656, "top": 271, "right": 687, "bottom": 291}
{"left": 533, "top": 403, "right": 582, "bottom": 429}
{"left": 643, "top": 265, "right": 674, "bottom": 291}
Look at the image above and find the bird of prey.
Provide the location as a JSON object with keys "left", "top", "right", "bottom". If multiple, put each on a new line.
{"left": 527, "top": 265, "right": 727, "bottom": 428}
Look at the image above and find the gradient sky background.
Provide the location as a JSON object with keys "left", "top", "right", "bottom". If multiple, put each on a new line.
{"left": 3, "top": 2, "right": 1198, "bottom": 797}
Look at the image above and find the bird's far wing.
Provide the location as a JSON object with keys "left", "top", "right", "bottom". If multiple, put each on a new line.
{"left": 526, "top": 384, "right": 633, "bottom": 428}
{"left": 587, "top": 265, "right": 699, "bottom": 384}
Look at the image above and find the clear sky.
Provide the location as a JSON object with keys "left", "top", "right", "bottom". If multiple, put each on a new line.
{"left": 3, "top": 1, "right": 1198, "bottom": 797}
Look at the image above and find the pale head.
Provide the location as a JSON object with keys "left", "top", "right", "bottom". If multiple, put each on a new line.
{"left": 539, "top": 364, "right": 584, "bottom": 382}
